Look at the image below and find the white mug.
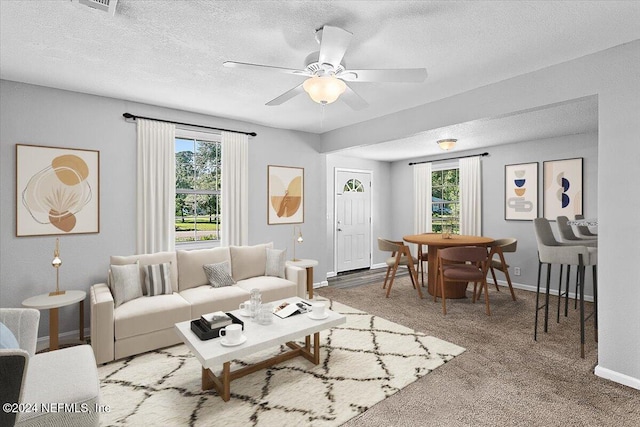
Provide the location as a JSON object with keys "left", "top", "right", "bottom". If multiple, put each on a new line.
{"left": 311, "top": 302, "right": 326, "bottom": 318}
{"left": 239, "top": 301, "right": 251, "bottom": 313}
{"left": 219, "top": 323, "right": 242, "bottom": 344}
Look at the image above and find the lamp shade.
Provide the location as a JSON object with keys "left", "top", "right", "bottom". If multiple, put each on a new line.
{"left": 303, "top": 76, "right": 347, "bottom": 104}
{"left": 437, "top": 139, "right": 457, "bottom": 150}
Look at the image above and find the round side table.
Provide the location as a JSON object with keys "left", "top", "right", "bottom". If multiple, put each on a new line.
{"left": 286, "top": 259, "right": 318, "bottom": 299}
{"left": 22, "top": 290, "right": 86, "bottom": 351}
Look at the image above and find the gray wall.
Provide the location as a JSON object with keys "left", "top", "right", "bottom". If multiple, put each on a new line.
{"left": 389, "top": 133, "right": 598, "bottom": 295}
{"left": 0, "top": 80, "right": 325, "bottom": 339}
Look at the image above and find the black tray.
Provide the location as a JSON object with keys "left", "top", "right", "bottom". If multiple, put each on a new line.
{"left": 190, "top": 312, "right": 244, "bottom": 341}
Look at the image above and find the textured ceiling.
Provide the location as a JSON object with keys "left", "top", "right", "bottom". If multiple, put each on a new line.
{"left": 1, "top": 1, "right": 639, "bottom": 158}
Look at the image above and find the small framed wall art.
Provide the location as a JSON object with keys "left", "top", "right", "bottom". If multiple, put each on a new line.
{"left": 505, "top": 162, "right": 538, "bottom": 220}
{"left": 267, "top": 165, "right": 304, "bottom": 224}
{"left": 16, "top": 144, "right": 100, "bottom": 236}
{"left": 543, "top": 157, "right": 583, "bottom": 220}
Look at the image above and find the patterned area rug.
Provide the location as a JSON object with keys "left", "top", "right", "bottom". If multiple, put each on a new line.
{"left": 98, "top": 300, "right": 465, "bottom": 426}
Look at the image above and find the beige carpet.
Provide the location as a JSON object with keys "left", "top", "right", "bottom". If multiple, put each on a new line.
{"left": 317, "top": 278, "right": 640, "bottom": 427}
{"left": 98, "top": 300, "right": 464, "bottom": 426}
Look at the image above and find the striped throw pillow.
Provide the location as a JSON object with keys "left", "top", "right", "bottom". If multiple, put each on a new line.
{"left": 144, "top": 262, "right": 173, "bottom": 296}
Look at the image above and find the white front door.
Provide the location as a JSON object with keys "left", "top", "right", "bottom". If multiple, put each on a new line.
{"left": 335, "top": 170, "right": 372, "bottom": 273}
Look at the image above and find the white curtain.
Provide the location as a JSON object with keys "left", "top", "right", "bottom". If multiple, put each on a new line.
{"left": 459, "top": 156, "right": 482, "bottom": 235}
{"left": 413, "top": 163, "right": 432, "bottom": 234}
{"left": 221, "top": 131, "right": 248, "bottom": 246}
{"left": 136, "top": 119, "right": 176, "bottom": 254}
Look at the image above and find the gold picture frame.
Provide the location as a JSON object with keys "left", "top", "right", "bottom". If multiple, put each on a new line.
{"left": 267, "top": 165, "right": 304, "bottom": 224}
{"left": 16, "top": 144, "right": 100, "bottom": 236}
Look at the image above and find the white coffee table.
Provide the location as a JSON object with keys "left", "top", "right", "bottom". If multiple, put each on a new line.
{"left": 174, "top": 296, "right": 345, "bottom": 401}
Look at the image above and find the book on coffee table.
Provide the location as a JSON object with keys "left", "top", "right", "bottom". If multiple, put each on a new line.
{"left": 273, "top": 301, "right": 310, "bottom": 319}
{"left": 201, "top": 311, "right": 232, "bottom": 329}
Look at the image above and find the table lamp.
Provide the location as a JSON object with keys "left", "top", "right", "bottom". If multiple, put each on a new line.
{"left": 292, "top": 226, "right": 304, "bottom": 261}
{"left": 50, "top": 238, "right": 65, "bottom": 296}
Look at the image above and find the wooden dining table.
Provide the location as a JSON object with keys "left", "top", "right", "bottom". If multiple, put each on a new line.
{"left": 403, "top": 234, "right": 495, "bottom": 298}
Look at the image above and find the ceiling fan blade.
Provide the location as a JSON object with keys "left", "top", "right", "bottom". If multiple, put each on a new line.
{"left": 223, "top": 61, "right": 309, "bottom": 76}
{"left": 340, "top": 84, "right": 368, "bottom": 110}
{"left": 265, "top": 83, "right": 306, "bottom": 106}
{"left": 339, "top": 68, "right": 428, "bottom": 83}
{"left": 318, "top": 25, "right": 353, "bottom": 69}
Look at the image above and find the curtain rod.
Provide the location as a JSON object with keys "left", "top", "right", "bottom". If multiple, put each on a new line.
{"left": 122, "top": 113, "right": 257, "bottom": 137}
{"left": 408, "top": 152, "right": 489, "bottom": 166}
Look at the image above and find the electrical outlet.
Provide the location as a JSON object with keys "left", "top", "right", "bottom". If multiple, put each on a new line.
{"left": 514, "top": 267, "right": 521, "bottom": 276}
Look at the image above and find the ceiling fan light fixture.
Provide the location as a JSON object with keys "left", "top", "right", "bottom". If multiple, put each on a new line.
{"left": 303, "top": 75, "right": 346, "bottom": 104}
{"left": 437, "top": 139, "right": 457, "bottom": 150}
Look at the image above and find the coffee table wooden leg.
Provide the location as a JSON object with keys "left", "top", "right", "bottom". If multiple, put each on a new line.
{"left": 313, "top": 332, "right": 320, "bottom": 365}
{"left": 79, "top": 300, "right": 85, "bottom": 342}
{"left": 305, "top": 335, "right": 311, "bottom": 350}
{"left": 202, "top": 363, "right": 231, "bottom": 402}
{"left": 49, "top": 308, "right": 59, "bottom": 350}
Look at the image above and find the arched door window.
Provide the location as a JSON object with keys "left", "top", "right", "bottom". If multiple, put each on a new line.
{"left": 343, "top": 178, "right": 364, "bottom": 193}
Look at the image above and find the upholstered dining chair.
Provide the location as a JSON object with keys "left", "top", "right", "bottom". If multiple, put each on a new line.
{"left": 481, "top": 238, "right": 518, "bottom": 301}
{"left": 533, "top": 218, "right": 597, "bottom": 358}
{"left": 556, "top": 215, "right": 597, "bottom": 245}
{"left": 378, "top": 238, "right": 423, "bottom": 299}
{"left": 0, "top": 308, "right": 101, "bottom": 426}
{"left": 574, "top": 214, "right": 598, "bottom": 237}
{"left": 435, "top": 246, "right": 491, "bottom": 315}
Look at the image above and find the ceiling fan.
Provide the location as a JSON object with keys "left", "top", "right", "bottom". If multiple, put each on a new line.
{"left": 223, "top": 25, "right": 427, "bottom": 110}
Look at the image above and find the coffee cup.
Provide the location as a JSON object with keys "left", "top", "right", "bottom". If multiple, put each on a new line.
{"left": 219, "top": 323, "right": 243, "bottom": 344}
{"left": 239, "top": 301, "right": 251, "bottom": 314}
{"left": 311, "top": 302, "right": 326, "bottom": 318}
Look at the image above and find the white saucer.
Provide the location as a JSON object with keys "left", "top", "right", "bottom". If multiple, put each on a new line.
{"left": 308, "top": 312, "right": 329, "bottom": 320}
{"left": 237, "top": 310, "right": 250, "bottom": 317}
{"left": 220, "top": 335, "right": 247, "bottom": 347}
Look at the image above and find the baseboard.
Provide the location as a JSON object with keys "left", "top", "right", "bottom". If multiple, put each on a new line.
{"left": 488, "top": 279, "right": 594, "bottom": 302}
{"left": 594, "top": 365, "right": 640, "bottom": 390}
{"left": 371, "top": 263, "right": 386, "bottom": 270}
{"left": 35, "top": 327, "right": 90, "bottom": 352}
{"left": 314, "top": 280, "right": 328, "bottom": 289}
{"left": 326, "top": 271, "right": 337, "bottom": 278}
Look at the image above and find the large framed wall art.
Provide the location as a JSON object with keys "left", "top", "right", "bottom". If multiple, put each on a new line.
{"left": 267, "top": 165, "right": 304, "bottom": 224}
{"left": 505, "top": 162, "right": 538, "bottom": 220}
{"left": 543, "top": 157, "right": 583, "bottom": 220}
{"left": 16, "top": 144, "right": 100, "bottom": 236}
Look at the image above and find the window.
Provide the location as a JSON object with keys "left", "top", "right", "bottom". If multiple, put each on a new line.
{"left": 175, "top": 136, "right": 221, "bottom": 244}
{"left": 431, "top": 167, "right": 460, "bottom": 233}
{"left": 343, "top": 178, "right": 365, "bottom": 192}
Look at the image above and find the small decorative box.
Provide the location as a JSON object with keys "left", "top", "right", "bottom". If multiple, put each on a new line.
{"left": 190, "top": 312, "right": 244, "bottom": 341}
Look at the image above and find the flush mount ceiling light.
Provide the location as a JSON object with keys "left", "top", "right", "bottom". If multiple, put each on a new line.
{"left": 437, "top": 139, "right": 457, "bottom": 150}
{"left": 302, "top": 75, "right": 347, "bottom": 105}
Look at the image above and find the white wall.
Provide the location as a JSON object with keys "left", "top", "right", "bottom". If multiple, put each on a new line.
{"left": 0, "top": 80, "right": 325, "bottom": 339}
{"left": 320, "top": 41, "right": 640, "bottom": 389}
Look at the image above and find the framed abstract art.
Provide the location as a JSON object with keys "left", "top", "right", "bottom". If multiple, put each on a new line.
{"left": 543, "top": 157, "right": 583, "bottom": 220}
{"left": 267, "top": 165, "right": 304, "bottom": 224}
{"left": 16, "top": 144, "right": 100, "bottom": 236}
{"left": 505, "top": 162, "right": 538, "bottom": 220}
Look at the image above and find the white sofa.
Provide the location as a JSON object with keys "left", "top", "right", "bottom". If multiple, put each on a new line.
{"left": 90, "top": 243, "right": 306, "bottom": 364}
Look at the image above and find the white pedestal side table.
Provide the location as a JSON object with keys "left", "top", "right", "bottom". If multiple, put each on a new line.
{"left": 22, "top": 290, "right": 86, "bottom": 351}
{"left": 286, "top": 259, "right": 318, "bottom": 299}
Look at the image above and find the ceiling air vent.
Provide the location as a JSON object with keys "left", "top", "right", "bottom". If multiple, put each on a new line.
{"left": 72, "top": 0, "right": 118, "bottom": 16}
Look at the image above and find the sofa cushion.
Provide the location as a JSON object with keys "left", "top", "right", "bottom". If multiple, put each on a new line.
{"left": 111, "top": 262, "right": 143, "bottom": 307}
{"left": 0, "top": 322, "right": 19, "bottom": 349}
{"left": 203, "top": 261, "right": 236, "bottom": 288}
{"left": 235, "top": 276, "right": 298, "bottom": 303}
{"left": 177, "top": 247, "right": 231, "bottom": 291}
{"left": 265, "top": 248, "right": 287, "bottom": 278}
{"left": 114, "top": 293, "right": 191, "bottom": 340}
{"left": 179, "top": 285, "right": 250, "bottom": 319}
{"left": 230, "top": 242, "right": 273, "bottom": 281}
{"left": 110, "top": 252, "right": 178, "bottom": 294}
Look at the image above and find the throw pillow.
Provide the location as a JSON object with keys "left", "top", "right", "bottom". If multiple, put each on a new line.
{"left": 265, "top": 248, "right": 286, "bottom": 278}
{"left": 144, "top": 262, "right": 173, "bottom": 296}
{"left": 110, "top": 262, "right": 143, "bottom": 307}
{"left": 0, "top": 322, "right": 19, "bottom": 349}
{"left": 203, "top": 261, "right": 236, "bottom": 288}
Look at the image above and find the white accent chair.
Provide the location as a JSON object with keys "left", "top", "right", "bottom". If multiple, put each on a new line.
{"left": 0, "top": 308, "right": 100, "bottom": 426}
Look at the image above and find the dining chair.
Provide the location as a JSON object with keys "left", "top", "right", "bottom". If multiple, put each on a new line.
{"left": 435, "top": 246, "right": 491, "bottom": 315}
{"left": 416, "top": 233, "right": 435, "bottom": 287}
{"left": 480, "top": 238, "right": 518, "bottom": 301}
{"left": 574, "top": 214, "right": 598, "bottom": 237}
{"left": 533, "top": 218, "right": 597, "bottom": 358}
{"left": 556, "top": 215, "right": 597, "bottom": 245}
{"left": 378, "top": 238, "right": 423, "bottom": 299}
